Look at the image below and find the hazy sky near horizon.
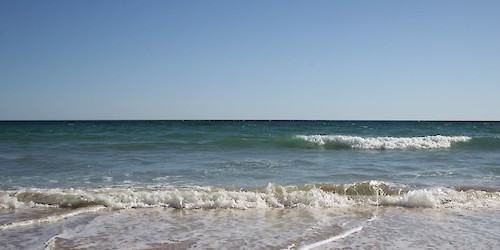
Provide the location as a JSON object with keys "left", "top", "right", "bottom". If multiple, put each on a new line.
{"left": 1, "top": 0, "right": 499, "bottom": 120}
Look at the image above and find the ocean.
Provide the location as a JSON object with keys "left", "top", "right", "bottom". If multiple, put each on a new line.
{"left": 0, "top": 120, "right": 499, "bottom": 249}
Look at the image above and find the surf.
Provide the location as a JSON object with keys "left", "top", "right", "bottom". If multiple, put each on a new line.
{"left": 293, "top": 135, "right": 472, "bottom": 149}
{"left": 2, "top": 182, "right": 499, "bottom": 211}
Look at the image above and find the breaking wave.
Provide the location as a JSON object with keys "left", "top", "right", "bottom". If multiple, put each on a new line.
{"left": 1, "top": 182, "right": 498, "bottom": 211}
{"left": 294, "top": 135, "right": 472, "bottom": 149}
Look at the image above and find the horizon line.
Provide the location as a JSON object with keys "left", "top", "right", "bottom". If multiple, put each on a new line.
{"left": 1, "top": 119, "right": 499, "bottom": 122}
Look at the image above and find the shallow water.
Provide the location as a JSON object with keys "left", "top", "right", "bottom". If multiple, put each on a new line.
{"left": 328, "top": 207, "right": 500, "bottom": 250}
{"left": 2, "top": 206, "right": 498, "bottom": 250}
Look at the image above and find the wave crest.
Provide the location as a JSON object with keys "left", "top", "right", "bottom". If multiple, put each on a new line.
{"left": 1, "top": 182, "right": 498, "bottom": 211}
{"left": 296, "top": 135, "right": 471, "bottom": 149}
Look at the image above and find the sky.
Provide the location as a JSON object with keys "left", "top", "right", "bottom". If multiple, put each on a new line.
{"left": 1, "top": 0, "right": 499, "bottom": 120}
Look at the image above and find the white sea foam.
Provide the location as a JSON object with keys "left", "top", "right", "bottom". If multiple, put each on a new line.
{"left": 0, "top": 186, "right": 353, "bottom": 210}
{"left": 1, "top": 184, "right": 498, "bottom": 211}
{"left": 1, "top": 193, "right": 34, "bottom": 209}
{"left": 91, "top": 184, "right": 359, "bottom": 209}
{"left": 380, "top": 188, "right": 500, "bottom": 208}
{"left": 0, "top": 206, "right": 105, "bottom": 230}
{"left": 297, "top": 135, "right": 471, "bottom": 149}
{"left": 298, "top": 225, "right": 364, "bottom": 250}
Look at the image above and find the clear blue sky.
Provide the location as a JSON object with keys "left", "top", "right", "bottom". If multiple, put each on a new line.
{"left": 1, "top": 0, "right": 499, "bottom": 120}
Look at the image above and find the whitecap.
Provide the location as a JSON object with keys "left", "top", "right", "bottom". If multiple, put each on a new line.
{"left": 296, "top": 135, "right": 471, "bottom": 149}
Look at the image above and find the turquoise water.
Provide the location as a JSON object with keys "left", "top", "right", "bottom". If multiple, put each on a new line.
{"left": 1, "top": 121, "right": 499, "bottom": 189}
{"left": 1, "top": 121, "right": 499, "bottom": 249}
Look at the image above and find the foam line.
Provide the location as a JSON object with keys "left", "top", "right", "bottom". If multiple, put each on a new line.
{"left": 366, "top": 214, "right": 377, "bottom": 222}
{"left": 298, "top": 225, "right": 364, "bottom": 250}
{"left": 298, "top": 211, "right": 377, "bottom": 250}
{"left": 0, "top": 206, "right": 105, "bottom": 230}
{"left": 44, "top": 235, "right": 58, "bottom": 250}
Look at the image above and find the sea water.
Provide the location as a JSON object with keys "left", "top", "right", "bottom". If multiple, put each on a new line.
{"left": 0, "top": 121, "right": 499, "bottom": 249}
